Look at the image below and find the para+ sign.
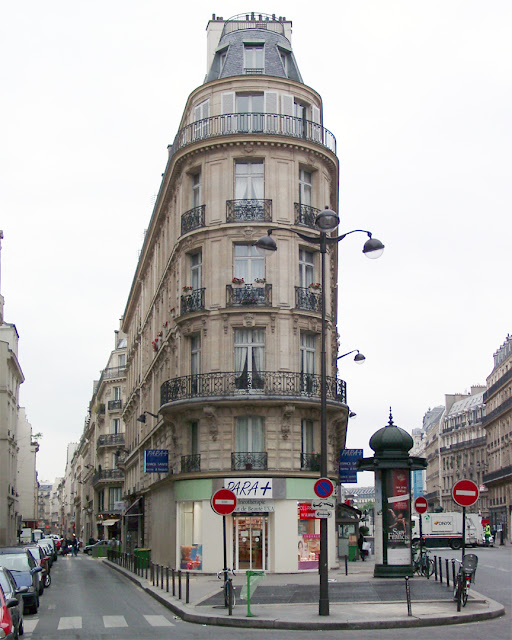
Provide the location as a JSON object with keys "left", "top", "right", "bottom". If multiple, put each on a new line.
{"left": 225, "top": 478, "right": 273, "bottom": 499}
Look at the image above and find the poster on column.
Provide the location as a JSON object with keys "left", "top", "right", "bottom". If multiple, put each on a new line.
{"left": 386, "top": 469, "right": 410, "bottom": 564}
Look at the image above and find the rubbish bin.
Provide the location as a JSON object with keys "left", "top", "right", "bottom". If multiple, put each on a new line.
{"left": 134, "top": 548, "right": 151, "bottom": 569}
{"left": 348, "top": 545, "right": 358, "bottom": 561}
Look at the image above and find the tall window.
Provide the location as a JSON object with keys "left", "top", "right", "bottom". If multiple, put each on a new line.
{"left": 113, "top": 386, "right": 121, "bottom": 401}
{"left": 193, "top": 99, "right": 209, "bottom": 139}
{"left": 236, "top": 93, "right": 264, "bottom": 131}
{"left": 234, "top": 244, "right": 264, "bottom": 283}
{"left": 235, "top": 161, "right": 264, "bottom": 200}
{"left": 294, "top": 101, "right": 308, "bottom": 137}
{"left": 118, "top": 353, "right": 126, "bottom": 368}
{"left": 234, "top": 328, "right": 265, "bottom": 389}
{"left": 191, "top": 421, "right": 199, "bottom": 456}
{"left": 192, "top": 173, "right": 201, "bottom": 209}
{"left": 112, "top": 418, "right": 120, "bottom": 435}
{"left": 98, "top": 490, "right": 104, "bottom": 512}
{"left": 299, "top": 169, "right": 312, "bottom": 206}
{"left": 108, "top": 487, "right": 122, "bottom": 511}
{"left": 244, "top": 45, "right": 264, "bottom": 73}
{"left": 190, "top": 251, "right": 202, "bottom": 290}
{"left": 301, "top": 419, "right": 315, "bottom": 455}
{"left": 299, "top": 249, "right": 315, "bottom": 288}
{"left": 300, "top": 333, "right": 316, "bottom": 393}
{"left": 190, "top": 334, "right": 201, "bottom": 395}
{"left": 236, "top": 416, "right": 264, "bottom": 452}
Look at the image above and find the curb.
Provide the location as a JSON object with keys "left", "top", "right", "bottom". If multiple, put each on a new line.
{"left": 104, "top": 560, "right": 506, "bottom": 630}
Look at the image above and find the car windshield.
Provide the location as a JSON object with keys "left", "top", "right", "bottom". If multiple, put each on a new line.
{"left": 0, "top": 554, "right": 30, "bottom": 572}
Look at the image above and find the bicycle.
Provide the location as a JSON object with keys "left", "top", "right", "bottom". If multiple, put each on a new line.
{"left": 453, "top": 554, "right": 478, "bottom": 611}
{"left": 217, "top": 568, "right": 236, "bottom": 611}
{"left": 412, "top": 547, "right": 435, "bottom": 577}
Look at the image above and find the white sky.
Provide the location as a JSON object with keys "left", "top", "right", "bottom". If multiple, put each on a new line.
{"left": 1, "top": 1, "right": 510, "bottom": 485}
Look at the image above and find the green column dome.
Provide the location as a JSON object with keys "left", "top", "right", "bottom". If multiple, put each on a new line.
{"left": 369, "top": 409, "right": 413, "bottom": 458}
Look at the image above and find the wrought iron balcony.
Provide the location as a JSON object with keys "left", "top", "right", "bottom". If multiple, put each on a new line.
{"left": 294, "top": 203, "right": 321, "bottom": 229}
{"left": 161, "top": 371, "right": 346, "bottom": 406}
{"left": 168, "top": 113, "right": 336, "bottom": 161}
{"left": 180, "top": 288, "right": 205, "bottom": 315}
{"left": 181, "top": 454, "right": 201, "bottom": 473}
{"left": 226, "top": 199, "right": 272, "bottom": 223}
{"left": 301, "top": 453, "right": 321, "bottom": 471}
{"left": 108, "top": 399, "right": 122, "bottom": 411}
{"left": 181, "top": 205, "right": 205, "bottom": 235}
{"left": 97, "top": 433, "right": 125, "bottom": 449}
{"left": 100, "top": 365, "right": 127, "bottom": 380}
{"left": 92, "top": 469, "right": 124, "bottom": 486}
{"left": 295, "top": 287, "right": 322, "bottom": 313}
{"left": 231, "top": 452, "right": 268, "bottom": 471}
{"left": 226, "top": 283, "right": 272, "bottom": 307}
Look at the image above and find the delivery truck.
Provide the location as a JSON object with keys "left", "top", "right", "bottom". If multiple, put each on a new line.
{"left": 412, "top": 512, "right": 484, "bottom": 549}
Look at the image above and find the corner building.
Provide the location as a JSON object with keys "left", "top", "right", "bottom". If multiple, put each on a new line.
{"left": 121, "top": 13, "right": 348, "bottom": 572}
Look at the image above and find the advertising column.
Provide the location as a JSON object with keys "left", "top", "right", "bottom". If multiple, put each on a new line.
{"left": 385, "top": 469, "right": 410, "bottom": 564}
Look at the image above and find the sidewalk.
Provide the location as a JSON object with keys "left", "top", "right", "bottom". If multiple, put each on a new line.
{"left": 104, "top": 557, "right": 505, "bottom": 630}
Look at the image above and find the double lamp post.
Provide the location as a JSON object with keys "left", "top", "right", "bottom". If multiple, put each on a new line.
{"left": 256, "top": 208, "right": 384, "bottom": 616}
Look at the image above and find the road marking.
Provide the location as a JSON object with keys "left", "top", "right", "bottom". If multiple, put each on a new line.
{"left": 144, "top": 614, "right": 175, "bottom": 626}
{"left": 22, "top": 618, "right": 39, "bottom": 633}
{"left": 103, "top": 615, "right": 128, "bottom": 628}
{"left": 58, "top": 617, "right": 82, "bottom": 629}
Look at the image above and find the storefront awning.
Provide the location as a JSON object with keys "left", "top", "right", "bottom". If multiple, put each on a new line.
{"left": 101, "top": 519, "right": 120, "bottom": 527}
{"left": 122, "top": 496, "right": 142, "bottom": 517}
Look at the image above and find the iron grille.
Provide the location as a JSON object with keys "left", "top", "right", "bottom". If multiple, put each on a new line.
{"left": 231, "top": 452, "right": 268, "bottom": 471}
{"left": 181, "top": 205, "right": 205, "bottom": 235}
{"left": 180, "top": 288, "right": 205, "bottom": 315}
{"left": 226, "top": 199, "right": 272, "bottom": 223}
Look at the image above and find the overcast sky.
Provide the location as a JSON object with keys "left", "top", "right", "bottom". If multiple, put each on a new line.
{"left": 1, "top": 1, "right": 510, "bottom": 486}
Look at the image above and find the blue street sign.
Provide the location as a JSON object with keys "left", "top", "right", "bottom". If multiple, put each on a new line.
{"left": 144, "top": 449, "right": 169, "bottom": 473}
{"left": 339, "top": 448, "right": 363, "bottom": 483}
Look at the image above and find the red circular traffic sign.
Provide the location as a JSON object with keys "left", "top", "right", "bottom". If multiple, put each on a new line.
{"left": 211, "top": 488, "right": 237, "bottom": 515}
{"left": 314, "top": 477, "right": 334, "bottom": 498}
{"left": 452, "top": 479, "right": 479, "bottom": 507}
{"left": 414, "top": 496, "right": 428, "bottom": 514}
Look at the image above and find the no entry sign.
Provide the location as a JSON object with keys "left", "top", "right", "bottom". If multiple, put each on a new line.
{"left": 211, "top": 488, "right": 237, "bottom": 515}
{"left": 314, "top": 477, "right": 334, "bottom": 499}
{"left": 452, "top": 479, "right": 479, "bottom": 507}
{"left": 414, "top": 496, "right": 428, "bottom": 514}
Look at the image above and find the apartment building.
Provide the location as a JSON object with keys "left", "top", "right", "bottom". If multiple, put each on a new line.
{"left": 16, "top": 408, "right": 39, "bottom": 529}
{"left": 120, "top": 13, "right": 348, "bottom": 572}
{"left": 423, "top": 406, "right": 444, "bottom": 510}
{"left": 483, "top": 335, "right": 512, "bottom": 540}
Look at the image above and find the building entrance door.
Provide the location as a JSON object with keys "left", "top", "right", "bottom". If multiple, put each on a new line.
{"left": 233, "top": 514, "right": 268, "bottom": 571}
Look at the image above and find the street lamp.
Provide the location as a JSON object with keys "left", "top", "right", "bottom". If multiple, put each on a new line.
{"left": 338, "top": 349, "right": 366, "bottom": 364}
{"left": 256, "top": 208, "right": 384, "bottom": 616}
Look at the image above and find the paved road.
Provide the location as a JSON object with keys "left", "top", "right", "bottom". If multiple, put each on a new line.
{"left": 22, "top": 547, "right": 510, "bottom": 640}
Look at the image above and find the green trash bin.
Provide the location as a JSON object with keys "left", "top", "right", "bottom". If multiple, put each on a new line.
{"left": 348, "top": 545, "right": 358, "bottom": 561}
{"left": 134, "top": 548, "right": 151, "bottom": 569}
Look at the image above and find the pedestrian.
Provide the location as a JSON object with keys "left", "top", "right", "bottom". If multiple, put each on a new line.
{"left": 72, "top": 534, "right": 78, "bottom": 556}
{"left": 358, "top": 531, "right": 366, "bottom": 561}
{"left": 484, "top": 523, "right": 491, "bottom": 546}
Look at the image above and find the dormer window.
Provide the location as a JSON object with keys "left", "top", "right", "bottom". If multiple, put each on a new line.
{"left": 244, "top": 44, "right": 264, "bottom": 74}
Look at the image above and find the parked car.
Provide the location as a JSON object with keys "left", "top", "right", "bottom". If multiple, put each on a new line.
{"left": 38, "top": 538, "right": 57, "bottom": 563}
{"left": 0, "top": 579, "right": 19, "bottom": 640}
{"left": 36, "top": 542, "right": 54, "bottom": 569}
{"left": 0, "top": 548, "right": 41, "bottom": 614}
{"left": 83, "top": 540, "right": 110, "bottom": 555}
{"left": 0, "top": 566, "right": 25, "bottom": 638}
{"left": 26, "top": 546, "right": 50, "bottom": 595}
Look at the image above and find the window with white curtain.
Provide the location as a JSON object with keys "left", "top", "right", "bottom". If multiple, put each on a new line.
{"left": 190, "top": 334, "right": 201, "bottom": 395}
{"left": 299, "top": 168, "right": 312, "bottom": 206}
{"left": 236, "top": 94, "right": 264, "bottom": 131}
{"left": 299, "top": 248, "right": 314, "bottom": 288}
{"left": 301, "top": 419, "right": 315, "bottom": 454}
{"left": 236, "top": 416, "right": 264, "bottom": 452}
{"left": 234, "top": 328, "right": 265, "bottom": 389}
{"left": 300, "top": 333, "right": 316, "bottom": 393}
{"left": 190, "top": 251, "right": 202, "bottom": 290}
{"left": 235, "top": 161, "right": 264, "bottom": 200}
{"left": 243, "top": 45, "right": 264, "bottom": 73}
{"left": 192, "top": 172, "right": 201, "bottom": 209}
{"left": 234, "top": 244, "right": 264, "bottom": 283}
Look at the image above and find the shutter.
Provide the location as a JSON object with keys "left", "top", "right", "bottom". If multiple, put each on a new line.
{"left": 311, "top": 105, "right": 321, "bottom": 142}
{"left": 281, "top": 94, "right": 294, "bottom": 116}
{"left": 221, "top": 92, "right": 235, "bottom": 134}
{"left": 221, "top": 92, "right": 235, "bottom": 114}
{"left": 281, "top": 94, "right": 294, "bottom": 136}
{"left": 264, "top": 92, "right": 278, "bottom": 132}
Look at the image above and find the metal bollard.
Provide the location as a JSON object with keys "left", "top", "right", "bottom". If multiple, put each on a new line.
{"left": 433, "top": 555, "right": 438, "bottom": 581}
{"left": 186, "top": 571, "right": 190, "bottom": 604}
{"left": 445, "top": 559, "right": 450, "bottom": 588}
{"left": 172, "top": 568, "right": 175, "bottom": 596}
{"left": 438, "top": 556, "right": 443, "bottom": 584}
{"left": 405, "top": 576, "right": 412, "bottom": 616}
{"left": 166, "top": 566, "right": 169, "bottom": 592}
{"left": 178, "top": 570, "right": 182, "bottom": 600}
{"left": 344, "top": 555, "right": 348, "bottom": 576}
{"left": 151, "top": 562, "right": 154, "bottom": 585}
{"left": 452, "top": 559, "right": 456, "bottom": 586}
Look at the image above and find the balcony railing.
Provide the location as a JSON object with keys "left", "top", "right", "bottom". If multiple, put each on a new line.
{"left": 181, "top": 455, "right": 201, "bottom": 473}
{"left": 295, "top": 287, "right": 322, "bottom": 313}
{"left": 169, "top": 113, "right": 336, "bottom": 160}
{"left": 108, "top": 400, "right": 122, "bottom": 411}
{"left": 161, "top": 371, "right": 346, "bottom": 406}
{"left": 226, "top": 284, "right": 272, "bottom": 307}
{"left": 231, "top": 452, "right": 268, "bottom": 471}
{"left": 301, "top": 453, "right": 321, "bottom": 471}
{"left": 92, "top": 469, "right": 124, "bottom": 486}
{"left": 483, "top": 464, "right": 512, "bottom": 485}
{"left": 226, "top": 199, "right": 272, "bottom": 223}
{"left": 180, "top": 288, "right": 205, "bottom": 315}
{"left": 484, "top": 366, "right": 512, "bottom": 402}
{"left": 482, "top": 396, "right": 512, "bottom": 425}
{"left": 294, "top": 203, "right": 321, "bottom": 230}
{"left": 97, "top": 433, "right": 125, "bottom": 449}
{"left": 101, "top": 366, "right": 127, "bottom": 380}
{"left": 181, "top": 205, "right": 205, "bottom": 235}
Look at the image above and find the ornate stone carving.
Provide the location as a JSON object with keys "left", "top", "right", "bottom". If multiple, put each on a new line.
{"left": 243, "top": 314, "right": 255, "bottom": 328}
{"left": 281, "top": 404, "right": 295, "bottom": 440}
{"left": 222, "top": 313, "right": 229, "bottom": 334}
{"left": 203, "top": 405, "right": 218, "bottom": 441}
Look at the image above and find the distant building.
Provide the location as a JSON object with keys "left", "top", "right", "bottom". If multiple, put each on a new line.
{"left": 423, "top": 406, "right": 444, "bottom": 510}
{"left": 483, "top": 335, "right": 512, "bottom": 540}
{"left": 17, "top": 409, "right": 39, "bottom": 529}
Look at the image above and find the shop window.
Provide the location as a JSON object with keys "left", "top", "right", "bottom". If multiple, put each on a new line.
{"left": 179, "top": 502, "right": 203, "bottom": 570}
